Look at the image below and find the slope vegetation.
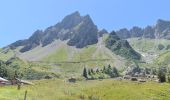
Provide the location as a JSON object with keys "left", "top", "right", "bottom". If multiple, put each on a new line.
{"left": 106, "top": 31, "right": 141, "bottom": 61}
{"left": 155, "top": 51, "right": 170, "bottom": 66}
{"left": 128, "top": 38, "right": 170, "bottom": 63}
{"left": 14, "top": 35, "right": 126, "bottom": 77}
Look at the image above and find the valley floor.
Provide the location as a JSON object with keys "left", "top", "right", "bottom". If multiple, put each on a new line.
{"left": 0, "top": 79, "right": 170, "bottom": 100}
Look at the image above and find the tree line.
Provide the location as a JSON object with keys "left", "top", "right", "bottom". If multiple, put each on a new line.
{"left": 83, "top": 65, "right": 119, "bottom": 80}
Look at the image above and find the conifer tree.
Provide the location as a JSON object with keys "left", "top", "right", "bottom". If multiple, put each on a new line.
{"left": 96, "top": 69, "right": 100, "bottom": 73}
{"left": 88, "top": 69, "right": 92, "bottom": 76}
{"left": 83, "top": 67, "right": 88, "bottom": 78}
{"left": 157, "top": 68, "right": 166, "bottom": 83}
{"left": 106, "top": 64, "right": 112, "bottom": 75}
{"left": 103, "top": 66, "right": 106, "bottom": 73}
{"left": 91, "top": 69, "right": 95, "bottom": 74}
{"left": 113, "top": 67, "right": 119, "bottom": 77}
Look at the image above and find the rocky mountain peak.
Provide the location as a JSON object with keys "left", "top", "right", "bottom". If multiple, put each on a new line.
{"left": 156, "top": 19, "right": 170, "bottom": 25}
{"left": 116, "top": 28, "right": 130, "bottom": 39}
{"left": 59, "top": 11, "right": 83, "bottom": 29}
{"left": 116, "top": 19, "right": 170, "bottom": 39}
{"left": 67, "top": 14, "right": 98, "bottom": 48}
{"left": 155, "top": 19, "right": 170, "bottom": 32}
{"left": 82, "top": 15, "right": 96, "bottom": 28}
{"left": 8, "top": 11, "right": 99, "bottom": 52}
{"left": 98, "top": 29, "right": 108, "bottom": 37}
{"left": 154, "top": 19, "right": 170, "bottom": 38}
{"left": 83, "top": 15, "right": 91, "bottom": 21}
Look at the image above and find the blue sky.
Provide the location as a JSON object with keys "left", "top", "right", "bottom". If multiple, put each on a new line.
{"left": 0, "top": 0, "right": 170, "bottom": 47}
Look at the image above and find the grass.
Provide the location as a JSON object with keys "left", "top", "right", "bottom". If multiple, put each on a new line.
{"left": 155, "top": 51, "right": 170, "bottom": 66}
{"left": 43, "top": 46, "right": 69, "bottom": 62}
{"left": 0, "top": 49, "right": 14, "bottom": 61}
{"left": 1, "top": 36, "right": 170, "bottom": 99}
{"left": 0, "top": 79, "right": 170, "bottom": 100}
{"left": 128, "top": 38, "right": 170, "bottom": 66}
{"left": 128, "top": 38, "right": 170, "bottom": 53}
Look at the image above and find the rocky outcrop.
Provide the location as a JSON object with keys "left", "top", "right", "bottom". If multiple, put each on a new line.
{"left": 67, "top": 15, "right": 98, "bottom": 48}
{"left": 116, "top": 19, "right": 170, "bottom": 39}
{"left": 116, "top": 28, "right": 131, "bottom": 39}
{"left": 98, "top": 29, "right": 108, "bottom": 37}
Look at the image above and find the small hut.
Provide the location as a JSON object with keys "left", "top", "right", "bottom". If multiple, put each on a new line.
{"left": 68, "top": 78, "right": 76, "bottom": 83}
{"left": 131, "top": 77, "right": 138, "bottom": 81}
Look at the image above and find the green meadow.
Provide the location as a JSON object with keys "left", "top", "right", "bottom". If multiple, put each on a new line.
{"left": 0, "top": 79, "right": 170, "bottom": 100}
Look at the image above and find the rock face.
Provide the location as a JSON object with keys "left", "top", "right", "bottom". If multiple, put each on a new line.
{"left": 116, "top": 19, "right": 170, "bottom": 39}
{"left": 106, "top": 31, "right": 141, "bottom": 60}
{"left": 116, "top": 28, "right": 131, "bottom": 39}
{"left": 98, "top": 29, "right": 108, "bottom": 37}
{"left": 67, "top": 15, "right": 98, "bottom": 48}
{"left": 130, "top": 27, "right": 143, "bottom": 37}
{"left": 8, "top": 11, "right": 99, "bottom": 52}
{"left": 143, "top": 26, "right": 155, "bottom": 38}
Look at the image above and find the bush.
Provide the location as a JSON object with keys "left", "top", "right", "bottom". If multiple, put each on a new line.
{"left": 167, "top": 75, "right": 170, "bottom": 83}
{"left": 158, "top": 44, "right": 165, "bottom": 50}
{"left": 83, "top": 67, "right": 88, "bottom": 78}
{"left": 166, "top": 45, "right": 170, "bottom": 50}
{"left": 157, "top": 68, "right": 166, "bottom": 83}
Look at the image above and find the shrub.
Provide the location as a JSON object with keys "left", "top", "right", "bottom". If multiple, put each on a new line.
{"left": 157, "top": 68, "right": 166, "bottom": 83}
{"left": 166, "top": 45, "right": 170, "bottom": 50}
{"left": 158, "top": 44, "right": 165, "bottom": 50}
{"left": 167, "top": 75, "right": 170, "bottom": 83}
{"left": 83, "top": 67, "right": 88, "bottom": 78}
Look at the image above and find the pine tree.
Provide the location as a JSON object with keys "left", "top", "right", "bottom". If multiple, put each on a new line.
{"left": 83, "top": 67, "right": 88, "bottom": 78}
{"left": 106, "top": 64, "right": 112, "bottom": 75}
{"left": 103, "top": 66, "right": 106, "bottom": 73}
{"left": 167, "top": 74, "right": 170, "bottom": 83}
{"left": 113, "top": 67, "right": 119, "bottom": 77}
{"left": 88, "top": 69, "right": 92, "bottom": 76}
{"left": 157, "top": 68, "right": 166, "bottom": 83}
{"left": 91, "top": 69, "right": 95, "bottom": 74}
{"left": 96, "top": 69, "right": 100, "bottom": 73}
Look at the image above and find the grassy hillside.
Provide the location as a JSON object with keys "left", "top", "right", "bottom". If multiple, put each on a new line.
{"left": 0, "top": 57, "right": 59, "bottom": 80}
{"left": 128, "top": 38, "right": 170, "bottom": 63}
{"left": 0, "top": 48, "right": 14, "bottom": 61}
{"left": 42, "top": 35, "right": 124, "bottom": 63}
{"left": 106, "top": 32, "right": 141, "bottom": 61}
{"left": 41, "top": 35, "right": 126, "bottom": 76}
{"left": 128, "top": 38, "right": 170, "bottom": 53}
{"left": 0, "top": 35, "right": 126, "bottom": 78}
{"left": 0, "top": 79, "right": 170, "bottom": 100}
{"left": 155, "top": 51, "right": 170, "bottom": 67}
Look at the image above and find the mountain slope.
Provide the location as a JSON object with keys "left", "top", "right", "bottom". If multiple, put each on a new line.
{"left": 16, "top": 35, "right": 126, "bottom": 69}
{"left": 127, "top": 38, "right": 170, "bottom": 63}
{"left": 0, "top": 48, "right": 15, "bottom": 61}
{"left": 106, "top": 31, "right": 141, "bottom": 60}
{"left": 155, "top": 51, "right": 170, "bottom": 66}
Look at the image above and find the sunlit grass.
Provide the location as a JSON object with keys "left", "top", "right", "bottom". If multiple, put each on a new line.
{"left": 0, "top": 79, "right": 170, "bottom": 100}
